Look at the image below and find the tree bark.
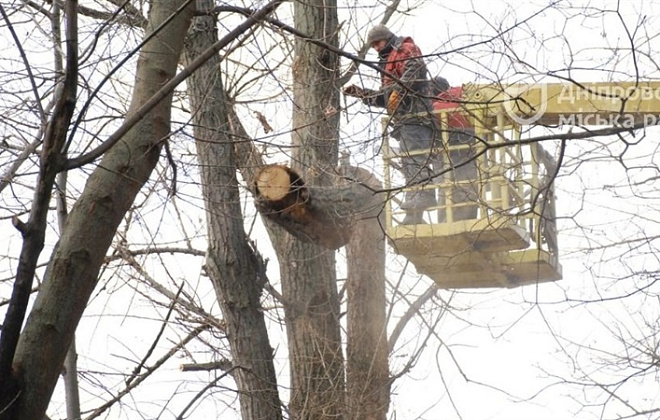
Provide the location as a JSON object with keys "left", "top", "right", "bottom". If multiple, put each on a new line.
{"left": 7, "top": 3, "right": 194, "bottom": 419}
{"left": 183, "top": 2, "right": 283, "bottom": 419}
{"left": 344, "top": 166, "right": 390, "bottom": 420}
{"left": 280, "top": 0, "right": 345, "bottom": 417}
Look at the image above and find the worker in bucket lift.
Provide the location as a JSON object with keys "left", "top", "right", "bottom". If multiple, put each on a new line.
{"left": 431, "top": 76, "right": 479, "bottom": 222}
{"left": 343, "top": 24, "right": 437, "bottom": 225}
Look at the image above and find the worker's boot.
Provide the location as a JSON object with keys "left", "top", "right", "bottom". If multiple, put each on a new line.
{"left": 401, "top": 189, "right": 436, "bottom": 225}
{"left": 402, "top": 210, "right": 426, "bottom": 225}
{"left": 401, "top": 189, "right": 437, "bottom": 211}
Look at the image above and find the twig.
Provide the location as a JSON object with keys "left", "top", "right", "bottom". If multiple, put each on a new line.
{"left": 179, "top": 360, "right": 232, "bottom": 372}
{"left": 174, "top": 368, "right": 237, "bottom": 420}
{"left": 84, "top": 325, "right": 208, "bottom": 420}
{"left": 125, "top": 282, "right": 185, "bottom": 387}
{"left": 388, "top": 284, "right": 439, "bottom": 353}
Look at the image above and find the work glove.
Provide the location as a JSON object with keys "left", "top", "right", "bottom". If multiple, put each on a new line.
{"left": 343, "top": 84, "right": 367, "bottom": 99}
{"left": 387, "top": 90, "right": 401, "bottom": 114}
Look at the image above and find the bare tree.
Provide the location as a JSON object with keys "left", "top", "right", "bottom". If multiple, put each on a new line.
{"left": 0, "top": 0, "right": 195, "bottom": 418}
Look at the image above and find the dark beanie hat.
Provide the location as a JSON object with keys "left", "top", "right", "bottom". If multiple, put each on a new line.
{"left": 366, "top": 24, "right": 394, "bottom": 44}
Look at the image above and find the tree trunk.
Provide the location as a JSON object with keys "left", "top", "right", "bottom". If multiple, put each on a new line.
{"left": 344, "top": 166, "right": 390, "bottom": 420}
{"left": 183, "top": 2, "right": 283, "bottom": 419}
{"left": 279, "top": 0, "right": 345, "bottom": 417}
{"left": 7, "top": 3, "right": 194, "bottom": 419}
{"left": 254, "top": 163, "right": 391, "bottom": 418}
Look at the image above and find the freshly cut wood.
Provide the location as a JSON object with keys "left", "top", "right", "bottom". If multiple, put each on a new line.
{"left": 255, "top": 165, "right": 310, "bottom": 211}
{"left": 254, "top": 164, "right": 384, "bottom": 250}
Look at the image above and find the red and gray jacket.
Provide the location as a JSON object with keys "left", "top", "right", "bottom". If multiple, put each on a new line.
{"left": 362, "top": 36, "right": 433, "bottom": 126}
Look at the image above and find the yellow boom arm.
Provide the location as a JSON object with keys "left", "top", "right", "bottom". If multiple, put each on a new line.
{"left": 462, "top": 81, "right": 660, "bottom": 125}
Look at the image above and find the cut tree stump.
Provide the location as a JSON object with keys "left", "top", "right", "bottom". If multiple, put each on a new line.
{"left": 254, "top": 164, "right": 384, "bottom": 250}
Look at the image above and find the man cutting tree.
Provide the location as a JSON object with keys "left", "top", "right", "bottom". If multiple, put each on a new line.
{"left": 344, "top": 24, "right": 437, "bottom": 225}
